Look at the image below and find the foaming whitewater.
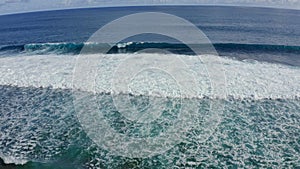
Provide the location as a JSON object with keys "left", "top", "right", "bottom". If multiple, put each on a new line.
{"left": 0, "top": 85, "right": 299, "bottom": 168}
{"left": 0, "top": 53, "right": 299, "bottom": 99}
{"left": 0, "top": 53, "right": 299, "bottom": 168}
{"left": 0, "top": 154, "right": 28, "bottom": 165}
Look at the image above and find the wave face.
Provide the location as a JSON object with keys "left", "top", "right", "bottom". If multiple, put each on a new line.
{"left": 1, "top": 42, "right": 299, "bottom": 66}
{"left": 1, "top": 42, "right": 300, "bottom": 55}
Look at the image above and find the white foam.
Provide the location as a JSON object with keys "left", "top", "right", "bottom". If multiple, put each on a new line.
{"left": 0, "top": 53, "right": 299, "bottom": 99}
{"left": 116, "top": 42, "right": 134, "bottom": 48}
{"left": 0, "top": 154, "right": 28, "bottom": 165}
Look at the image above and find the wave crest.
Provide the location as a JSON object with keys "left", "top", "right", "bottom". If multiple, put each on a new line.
{"left": 1, "top": 42, "right": 300, "bottom": 57}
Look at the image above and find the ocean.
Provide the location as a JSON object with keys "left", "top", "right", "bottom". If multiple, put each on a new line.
{"left": 0, "top": 6, "right": 299, "bottom": 168}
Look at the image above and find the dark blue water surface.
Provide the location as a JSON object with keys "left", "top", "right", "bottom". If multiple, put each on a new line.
{"left": 0, "top": 6, "right": 300, "bottom": 65}
{"left": 1, "top": 6, "right": 300, "bottom": 46}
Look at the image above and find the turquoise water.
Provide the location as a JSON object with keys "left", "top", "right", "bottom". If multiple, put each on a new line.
{"left": 0, "top": 86, "right": 299, "bottom": 168}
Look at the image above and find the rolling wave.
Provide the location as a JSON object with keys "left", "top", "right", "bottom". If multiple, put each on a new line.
{"left": 1, "top": 42, "right": 300, "bottom": 56}
{"left": 0, "top": 50, "right": 299, "bottom": 168}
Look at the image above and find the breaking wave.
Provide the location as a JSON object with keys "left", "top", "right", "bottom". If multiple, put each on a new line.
{"left": 0, "top": 53, "right": 299, "bottom": 99}
{"left": 0, "top": 48, "right": 299, "bottom": 167}
{"left": 1, "top": 42, "right": 300, "bottom": 56}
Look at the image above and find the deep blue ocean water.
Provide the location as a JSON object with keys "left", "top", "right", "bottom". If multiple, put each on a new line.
{"left": 0, "top": 6, "right": 299, "bottom": 168}
{"left": 1, "top": 6, "right": 300, "bottom": 65}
